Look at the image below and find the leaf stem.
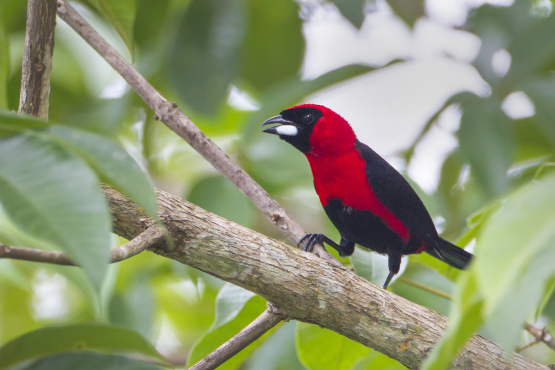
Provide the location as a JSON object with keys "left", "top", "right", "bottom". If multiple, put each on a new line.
{"left": 396, "top": 277, "right": 453, "bottom": 301}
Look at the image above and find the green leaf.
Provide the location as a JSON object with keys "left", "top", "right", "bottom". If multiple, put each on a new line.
{"left": 0, "top": 25, "right": 9, "bottom": 109}
{"left": 386, "top": 0, "right": 424, "bottom": 28}
{"left": 329, "top": 0, "right": 367, "bottom": 29}
{"left": 168, "top": 0, "right": 247, "bottom": 115}
{"left": 0, "top": 110, "right": 51, "bottom": 137}
{"left": 244, "top": 321, "right": 305, "bottom": 370}
{"left": 353, "top": 350, "right": 407, "bottom": 370}
{"left": 485, "top": 244, "right": 555, "bottom": 351}
{"left": 0, "top": 111, "right": 158, "bottom": 227}
{"left": 48, "top": 126, "right": 159, "bottom": 222}
{"left": 457, "top": 93, "right": 514, "bottom": 196}
{"left": 13, "top": 352, "right": 166, "bottom": 370}
{"left": 0, "top": 0, "right": 28, "bottom": 33}
{"left": 470, "top": 1, "right": 555, "bottom": 82}
{"left": 537, "top": 276, "right": 555, "bottom": 319}
{"left": 476, "top": 175, "right": 555, "bottom": 315}
{"left": 469, "top": 12, "right": 510, "bottom": 86}
{"left": 108, "top": 275, "right": 154, "bottom": 339}
{"left": 409, "top": 253, "right": 462, "bottom": 282}
{"left": 456, "top": 200, "right": 504, "bottom": 248}
{"left": 0, "top": 203, "right": 100, "bottom": 316}
{"left": 187, "top": 175, "right": 255, "bottom": 227}
{"left": 212, "top": 283, "right": 257, "bottom": 330}
{"left": 296, "top": 322, "right": 371, "bottom": 370}
{"left": 240, "top": 0, "right": 304, "bottom": 91}
{"left": 188, "top": 104, "right": 250, "bottom": 137}
{"left": 0, "top": 134, "right": 111, "bottom": 289}
{"left": 44, "top": 263, "right": 99, "bottom": 317}
{"left": 474, "top": 175, "right": 555, "bottom": 350}
{"left": 85, "top": 0, "right": 136, "bottom": 59}
{"left": 519, "top": 77, "right": 555, "bottom": 147}
{"left": 187, "top": 294, "right": 267, "bottom": 370}
{"left": 507, "top": 3, "right": 555, "bottom": 76}
{"left": 392, "top": 264, "right": 454, "bottom": 317}
{"left": 156, "top": 269, "right": 224, "bottom": 353}
{"left": 350, "top": 247, "right": 407, "bottom": 286}
{"left": 0, "top": 280, "right": 37, "bottom": 345}
{"left": 133, "top": 0, "right": 171, "bottom": 48}
{"left": 0, "top": 324, "right": 167, "bottom": 370}
{"left": 0, "top": 260, "right": 30, "bottom": 291}
{"left": 421, "top": 272, "right": 484, "bottom": 370}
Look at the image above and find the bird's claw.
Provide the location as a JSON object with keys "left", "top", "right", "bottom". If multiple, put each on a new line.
{"left": 297, "top": 233, "right": 324, "bottom": 253}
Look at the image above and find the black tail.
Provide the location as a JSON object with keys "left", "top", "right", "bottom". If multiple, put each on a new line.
{"left": 425, "top": 238, "right": 473, "bottom": 270}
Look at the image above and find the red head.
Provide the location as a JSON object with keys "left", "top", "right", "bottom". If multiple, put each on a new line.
{"left": 262, "top": 104, "right": 357, "bottom": 156}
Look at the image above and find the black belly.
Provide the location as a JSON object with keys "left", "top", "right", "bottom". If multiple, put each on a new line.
{"left": 323, "top": 198, "right": 421, "bottom": 255}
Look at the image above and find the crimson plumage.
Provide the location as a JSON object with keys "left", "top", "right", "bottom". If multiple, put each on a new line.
{"left": 262, "top": 104, "right": 472, "bottom": 289}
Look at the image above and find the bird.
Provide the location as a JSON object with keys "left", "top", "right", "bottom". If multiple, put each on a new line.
{"left": 262, "top": 104, "right": 473, "bottom": 289}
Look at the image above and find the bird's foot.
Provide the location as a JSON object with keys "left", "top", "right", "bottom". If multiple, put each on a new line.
{"left": 297, "top": 233, "right": 324, "bottom": 253}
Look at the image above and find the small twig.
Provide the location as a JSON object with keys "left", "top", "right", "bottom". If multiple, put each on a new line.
{"left": 109, "top": 225, "right": 165, "bottom": 262}
{"left": 0, "top": 225, "right": 164, "bottom": 266}
{"left": 523, "top": 323, "right": 555, "bottom": 352}
{"left": 396, "top": 277, "right": 453, "bottom": 301}
{"left": 55, "top": 0, "right": 341, "bottom": 268}
{"left": 517, "top": 338, "right": 541, "bottom": 353}
{"left": 19, "top": 0, "right": 57, "bottom": 119}
{"left": 188, "top": 304, "right": 286, "bottom": 370}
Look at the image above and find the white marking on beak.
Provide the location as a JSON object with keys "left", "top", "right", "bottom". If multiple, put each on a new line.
{"left": 275, "top": 125, "right": 298, "bottom": 136}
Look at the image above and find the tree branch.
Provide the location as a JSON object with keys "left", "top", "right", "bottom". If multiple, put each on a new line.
{"left": 18, "top": 0, "right": 57, "bottom": 119}
{"left": 102, "top": 185, "right": 549, "bottom": 370}
{"left": 189, "top": 304, "right": 286, "bottom": 370}
{"left": 524, "top": 323, "right": 555, "bottom": 352}
{"left": 51, "top": 2, "right": 551, "bottom": 368}
{"left": 0, "top": 225, "right": 164, "bottom": 266}
{"left": 55, "top": 0, "right": 339, "bottom": 267}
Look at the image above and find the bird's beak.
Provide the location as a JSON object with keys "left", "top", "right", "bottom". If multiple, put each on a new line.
{"left": 261, "top": 115, "right": 298, "bottom": 136}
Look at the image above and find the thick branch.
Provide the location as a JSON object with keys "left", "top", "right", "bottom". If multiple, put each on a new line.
{"left": 0, "top": 225, "right": 164, "bottom": 266}
{"left": 19, "top": 0, "right": 57, "bottom": 119}
{"left": 55, "top": 0, "right": 339, "bottom": 267}
{"left": 189, "top": 305, "right": 286, "bottom": 370}
{"left": 103, "top": 185, "right": 548, "bottom": 370}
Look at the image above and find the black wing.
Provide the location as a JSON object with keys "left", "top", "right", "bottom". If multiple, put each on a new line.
{"left": 355, "top": 140, "right": 439, "bottom": 248}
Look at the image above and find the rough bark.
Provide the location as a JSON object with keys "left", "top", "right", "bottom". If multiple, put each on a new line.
{"left": 18, "top": 0, "right": 57, "bottom": 119}
{"left": 103, "top": 185, "right": 549, "bottom": 370}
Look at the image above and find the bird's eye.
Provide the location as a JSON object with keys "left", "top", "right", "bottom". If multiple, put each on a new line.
{"left": 302, "top": 114, "right": 314, "bottom": 124}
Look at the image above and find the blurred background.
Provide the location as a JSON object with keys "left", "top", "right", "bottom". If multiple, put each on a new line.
{"left": 1, "top": 0, "right": 555, "bottom": 368}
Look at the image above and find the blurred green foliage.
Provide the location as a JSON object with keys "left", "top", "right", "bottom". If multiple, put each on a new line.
{"left": 12, "top": 352, "right": 167, "bottom": 370}
{"left": 0, "top": 323, "right": 168, "bottom": 370}
{"left": 84, "top": 0, "right": 136, "bottom": 59}
{"left": 1, "top": 0, "right": 555, "bottom": 369}
{"left": 297, "top": 322, "right": 371, "bottom": 369}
